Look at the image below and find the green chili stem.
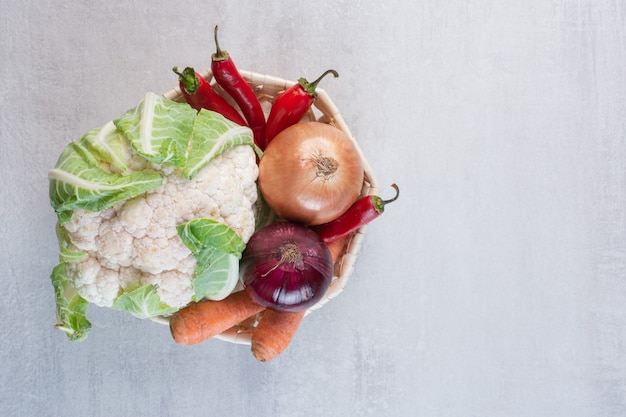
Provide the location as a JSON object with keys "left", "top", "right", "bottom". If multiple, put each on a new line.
{"left": 381, "top": 184, "right": 400, "bottom": 205}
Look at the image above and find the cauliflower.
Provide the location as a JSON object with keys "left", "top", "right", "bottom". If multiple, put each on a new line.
{"left": 49, "top": 92, "right": 260, "bottom": 341}
{"left": 63, "top": 145, "right": 258, "bottom": 309}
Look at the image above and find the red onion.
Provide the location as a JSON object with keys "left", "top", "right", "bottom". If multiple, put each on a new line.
{"left": 240, "top": 222, "right": 333, "bottom": 312}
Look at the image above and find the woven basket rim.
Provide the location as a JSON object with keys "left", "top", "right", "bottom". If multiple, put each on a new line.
{"left": 161, "top": 70, "right": 378, "bottom": 345}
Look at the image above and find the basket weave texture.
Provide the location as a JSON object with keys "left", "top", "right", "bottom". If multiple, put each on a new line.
{"left": 162, "top": 70, "right": 378, "bottom": 344}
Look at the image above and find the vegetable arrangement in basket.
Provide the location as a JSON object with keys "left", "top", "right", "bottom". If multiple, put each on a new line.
{"left": 48, "top": 25, "right": 398, "bottom": 362}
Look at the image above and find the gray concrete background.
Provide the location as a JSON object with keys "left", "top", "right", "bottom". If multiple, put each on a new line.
{"left": 1, "top": 1, "right": 625, "bottom": 416}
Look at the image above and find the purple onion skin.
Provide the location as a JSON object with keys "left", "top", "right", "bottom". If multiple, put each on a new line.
{"left": 240, "top": 222, "right": 333, "bottom": 312}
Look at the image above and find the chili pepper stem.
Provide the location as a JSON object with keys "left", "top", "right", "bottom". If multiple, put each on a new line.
{"left": 382, "top": 183, "right": 400, "bottom": 205}
{"left": 212, "top": 25, "right": 228, "bottom": 61}
{"left": 299, "top": 69, "right": 339, "bottom": 96}
{"left": 172, "top": 66, "right": 200, "bottom": 95}
{"left": 372, "top": 184, "right": 400, "bottom": 214}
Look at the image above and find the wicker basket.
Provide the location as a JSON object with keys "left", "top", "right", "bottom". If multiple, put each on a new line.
{"left": 162, "top": 70, "right": 378, "bottom": 344}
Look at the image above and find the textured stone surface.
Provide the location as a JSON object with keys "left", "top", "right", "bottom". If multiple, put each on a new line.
{"left": 1, "top": 1, "right": 625, "bottom": 416}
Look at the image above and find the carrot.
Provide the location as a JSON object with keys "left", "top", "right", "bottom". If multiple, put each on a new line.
{"left": 169, "top": 290, "right": 265, "bottom": 345}
{"left": 245, "top": 234, "right": 349, "bottom": 361}
{"left": 327, "top": 234, "right": 351, "bottom": 264}
{"left": 251, "top": 309, "right": 306, "bottom": 362}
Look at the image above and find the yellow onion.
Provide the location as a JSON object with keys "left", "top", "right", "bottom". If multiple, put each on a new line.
{"left": 258, "top": 122, "right": 364, "bottom": 226}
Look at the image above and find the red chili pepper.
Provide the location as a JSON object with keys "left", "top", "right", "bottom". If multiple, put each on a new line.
{"left": 264, "top": 69, "right": 339, "bottom": 146}
{"left": 211, "top": 26, "right": 266, "bottom": 149}
{"left": 172, "top": 66, "right": 247, "bottom": 126}
{"left": 314, "top": 184, "right": 400, "bottom": 244}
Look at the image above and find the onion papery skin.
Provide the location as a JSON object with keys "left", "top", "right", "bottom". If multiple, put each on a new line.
{"left": 258, "top": 122, "right": 364, "bottom": 226}
{"left": 240, "top": 222, "right": 333, "bottom": 312}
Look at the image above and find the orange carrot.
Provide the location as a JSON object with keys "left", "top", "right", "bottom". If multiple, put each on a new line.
{"left": 251, "top": 309, "right": 306, "bottom": 362}
{"left": 169, "top": 290, "right": 265, "bottom": 345}
{"left": 327, "top": 234, "right": 351, "bottom": 264}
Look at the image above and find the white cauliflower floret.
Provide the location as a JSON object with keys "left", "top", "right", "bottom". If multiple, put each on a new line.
{"left": 133, "top": 235, "right": 189, "bottom": 275}
{"left": 117, "top": 198, "right": 153, "bottom": 238}
{"left": 63, "top": 145, "right": 258, "bottom": 309}
{"left": 145, "top": 270, "right": 195, "bottom": 308}
{"left": 96, "top": 228, "right": 134, "bottom": 267}
{"left": 66, "top": 257, "right": 121, "bottom": 307}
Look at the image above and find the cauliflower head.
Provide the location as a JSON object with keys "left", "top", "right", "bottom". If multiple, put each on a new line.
{"left": 49, "top": 92, "right": 261, "bottom": 341}
{"left": 63, "top": 144, "right": 258, "bottom": 308}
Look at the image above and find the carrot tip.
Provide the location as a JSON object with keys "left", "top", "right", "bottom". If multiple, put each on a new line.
{"left": 251, "top": 344, "right": 275, "bottom": 362}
